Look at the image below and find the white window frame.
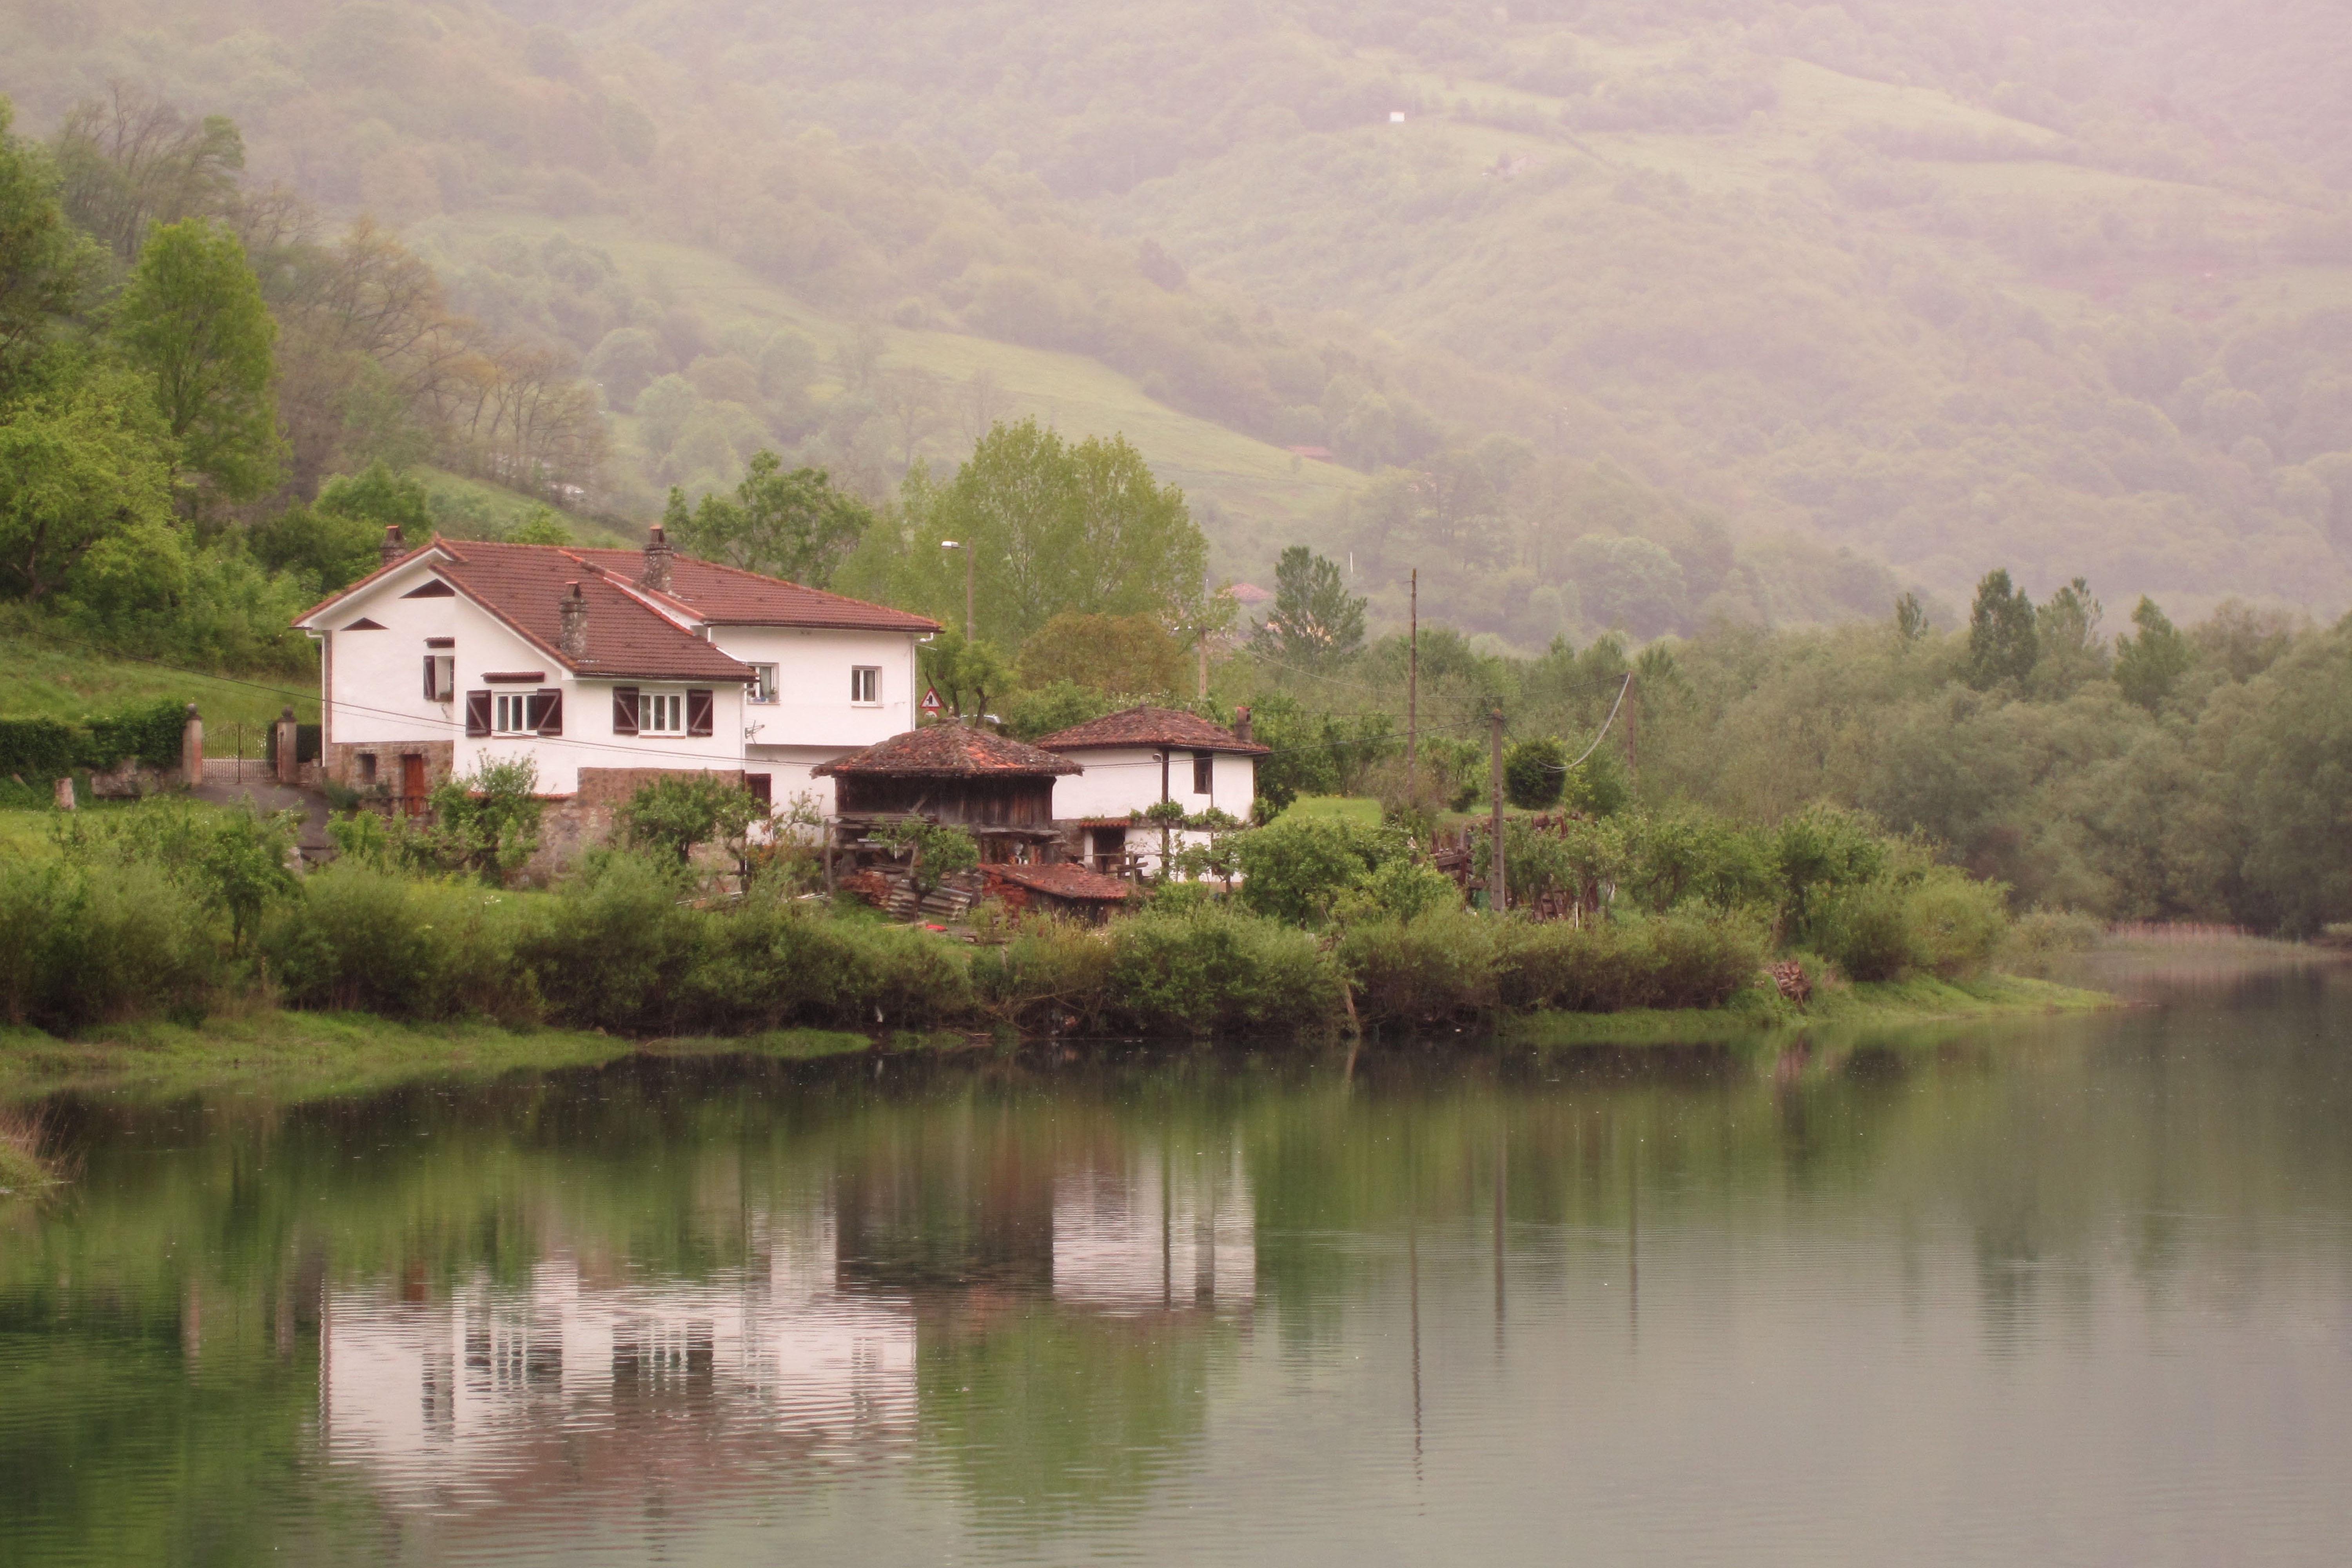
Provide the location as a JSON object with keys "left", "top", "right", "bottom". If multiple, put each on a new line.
{"left": 492, "top": 693, "right": 533, "bottom": 736}
{"left": 749, "top": 663, "right": 779, "bottom": 704}
{"left": 639, "top": 690, "right": 686, "bottom": 736}
{"left": 850, "top": 666, "right": 881, "bottom": 706}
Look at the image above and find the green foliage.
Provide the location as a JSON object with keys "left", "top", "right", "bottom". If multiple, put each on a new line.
{"left": 0, "top": 715, "right": 75, "bottom": 777}
{"left": 2114, "top": 596, "right": 2194, "bottom": 711}
{"left": 1330, "top": 857, "right": 1463, "bottom": 926}
{"left": 874, "top": 817, "right": 980, "bottom": 892}
{"left": 1773, "top": 804, "right": 1891, "bottom": 932}
{"left": 1492, "top": 908, "right": 1769, "bottom": 1015}
{"left": 886, "top": 420, "right": 1210, "bottom": 649}
{"left": 1503, "top": 735, "right": 1566, "bottom": 809}
{"left": 918, "top": 631, "right": 1016, "bottom": 721}
{"left": 1336, "top": 905, "right": 1499, "bottom": 1025}
{"left": 617, "top": 773, "right": 762, "bottom": 865}
{"left": 112, "top": 218, "right": 281, "bottom": 505}
{"left": 1232, "top": 813, "right": 1406, "bottom": 926}
{"left": 1247, "top": 695, "right": 1397, "bottom": 814}
{"left": 664, "top": 451, "right": 871, "bottom": 588}
{"left": 1813, "top": 867, "right": 2010, "bottom": 981}
{"left": 0, "top": 99, "right": 99, "bottom": 399}
{"left": 414, "top": 758, "right": 544, "bottom": 883}
{"left": 1964, "top": 569, "right": 2040, "bottom": 690}
{"left": 1253, "top": 545, "right": 1365, "bottom": 670}
{"left": 1016, "top": 611, "right": 1187, "bottom": 696}
{"left": 192, "top": 806, "right": 299, "bottom": 951}
{"left": 999, "top": 678, "right": 1115, "bottom": 741}
{"left": 0, "top": 855, "right": 214, "bottom": 1031}
{"left": 0, "top": 359, "right": 178, "bottom": 604}
{"left": 1103, "top": 902, "right": 1343, "bottom": 1037}
{"left": 82, "top": 697, "right": 189, "bottom": 769}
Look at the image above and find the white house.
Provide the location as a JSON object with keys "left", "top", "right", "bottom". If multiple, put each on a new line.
{"left": 1031, "top": 706, "right": 1266, "bottom": 875}
{"left": 294, "top": 525, "right": 939, "bottom": 815}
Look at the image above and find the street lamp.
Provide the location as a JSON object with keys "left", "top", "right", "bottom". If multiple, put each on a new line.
{"left": 940, "top": 539, "right": 974, "bottom": 642}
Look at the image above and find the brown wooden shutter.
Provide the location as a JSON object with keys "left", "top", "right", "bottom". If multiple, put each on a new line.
{"left": 422, "top": 656, "right": 436, "bottom": 701}
{"left": 687, "top": 688, "right": 714, "bottom": 737}
{"left": 531, "top": 689, "right": 563, "bottom": 737}
{"left": 612, "top": 686, "right": 639, "bottom": 736}
{"left": 465, "top": 690, "right": 491, "bottom": 737}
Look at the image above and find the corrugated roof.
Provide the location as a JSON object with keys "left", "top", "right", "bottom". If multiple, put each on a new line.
{"left": 430, "top": 541, "right": 754, "bottom": 682}
{"left": 569, "top": 549, "right": 940, "bottom": 632}
{"left": 813, "top": 725, "right": 1082, "bottom": 778}
{"left": 1033, "top": 706, "right": 1269, "bottom": 755}
{"left": 986, "top": 863, "right": 1131, "bottom": 902}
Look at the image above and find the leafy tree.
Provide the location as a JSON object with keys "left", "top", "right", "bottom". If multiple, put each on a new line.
{"left": 421, "top": 758, "right": 543, "bottom": 884}
{"left": 2114, "top": 597, "right": 2195, "bottom": 711}
{"left": 1133, "top": 797, "right": 1191, "bottom": 879}
{"left": 51, "top": 86, "right": 245, "bottom": 263}
{"left": 1253, "top": 545, "right": 1365, "bottom": 670}
{"left": 317, "top": 461, "right": 430, "bottom": 534}
{"left": 0, "top": 99, "right": 100, "bottom": 399}
{"left": 1963, "top": 569, "right": 2038, "bottom": 690}
{"left": 2034, "top": 576, "right": 2106, "bottom": 694}
{"left": 0, "top": 362, "right": 179, "bottom": 603}
{"left": 619, "top": 774, "right": 762, "bottom": 866}
{"left": 195, "top": 806, "right": 298, "bottom": 953}
{"left": 511, "top": 506, "right": 572, "bottom": 545}
{"left": 875, "top": 818, "right": 979, "bottom": 892}
{"left": 1504, "top": 735, "right": 1567, "bottom": 809}
{"left": 251, "top": 462, "right": 432, "bottom": 593}
{"left": 919, "top": 631, "right": 1015, "bottom": 720}
{"left": 1894, "top": 591, "right": 1928, "bottom": 643}
{"left": 664, "top": 450, "right": 872, "bottom": 587}
{"left": 112, "top": 218, "right": 282, "bottom": 505}
{"left": 1015, "top": 611, "right": 1187, "bottom": 695}
{"left": 1000, "top": 678, "right": 1114, "bottom": 741}
{"left": 1231, "top": 814, "right": 1407, "bottom": 926}
{"left": 900, "top": 419, "right": 1209, "bottom": 649}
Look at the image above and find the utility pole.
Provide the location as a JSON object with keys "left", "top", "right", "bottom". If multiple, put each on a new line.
{"left": 1197, "top": 629, "right": 1209, "bottom": 700}
{"left": 1407, "top": 568, "right": 1419, "bottom": 801}
{"left": 941, "top": 539, "right": 975, "bottom": 641}
{"left": 1623, "top": 671, "right": 1639, "bottom": 784}
{"left": 1488, "top": 707, "right": 1506, "bottom": 914}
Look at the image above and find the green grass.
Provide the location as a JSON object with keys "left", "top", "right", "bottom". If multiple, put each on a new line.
{"left": 419, "top": 467, "right": 640, "bottom": 548}
{"left": 1274, "top": 795, "right": 1385, "bottom": 826}
{"left": 0, "top": 1011, "right": 931, "bottom": 1104}
{"left": 0, "top": 630, "right": 318, "bottom": 732}
{"left": 1506, "top": 973, "right": 2116, "bottom": 1047}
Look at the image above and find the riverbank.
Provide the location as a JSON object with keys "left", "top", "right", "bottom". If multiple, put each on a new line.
{"left": 1506, "top": 973, "right": 2120, "bottom": 1047}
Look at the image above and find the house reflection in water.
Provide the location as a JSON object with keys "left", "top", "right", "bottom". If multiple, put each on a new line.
{"left": 318, "top": 1134, "right": 1254, "bottom": 1521}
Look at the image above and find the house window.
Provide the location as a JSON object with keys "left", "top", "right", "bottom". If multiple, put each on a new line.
{"left": 492, "top": 693, "right": 534, "bottom": 735}
{"left": 749, "top": 664, "right": 779, "bottom": 704}
{"left": 640, "top": 691, "right": 685, "bottom": 735}
{"left": 850, "top": 666, "right": 880, "bottom": 705}
{"left": 355, "top": 753, "right": 377, "bottom": 786}
{"left": 1193, "top": 751, "right": 1214, "bottom": 795}
{"left": 422, "top": 654, "right": 456, "bottom": 702}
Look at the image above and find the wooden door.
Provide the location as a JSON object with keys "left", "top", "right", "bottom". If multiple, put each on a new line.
{"left": 401, "top": 754, "right": 427, "bottom": 815}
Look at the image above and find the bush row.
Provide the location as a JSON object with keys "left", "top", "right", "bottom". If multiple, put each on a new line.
{"left": 0, "top": 699, "right": 189, "bottom": 780}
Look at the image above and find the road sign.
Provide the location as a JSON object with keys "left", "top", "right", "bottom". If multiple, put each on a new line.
{"left": 920, "top": 686, "right": 944, "bottom": 719}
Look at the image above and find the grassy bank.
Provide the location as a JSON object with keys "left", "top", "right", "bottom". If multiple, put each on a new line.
{"left": 0, "top": 1106, "right": 51, "bottom": 1192}
{"left": 1506, "top": 974, "right": 2118, "bottom": 1048}
{"left": 0, "top": 1013, "right": 936, "bottom": 1103}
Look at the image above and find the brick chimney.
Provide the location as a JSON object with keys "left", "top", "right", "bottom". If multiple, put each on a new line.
{"left": 379, "top": 523, "right": 406, "bottom": 568}
{"left": 639, "top": 523, "right": 675, "bottom": 594}
{"left": 559, "top": 581, "right": 589, "bottom": 661}
{"left": 1233, "top": 705, "right": 1253, "bottom": 744}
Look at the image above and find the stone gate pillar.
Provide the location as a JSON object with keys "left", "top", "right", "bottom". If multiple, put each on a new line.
{"left": 180, "top": 703, "right": 203, "bottom": 788}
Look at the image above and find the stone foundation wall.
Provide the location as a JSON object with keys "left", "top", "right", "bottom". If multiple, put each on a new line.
{"left": 327, "top": 740, "right": 454, "bottom": 797}
{"left": 516, "top": 767, "right": 751, "bottom": 884}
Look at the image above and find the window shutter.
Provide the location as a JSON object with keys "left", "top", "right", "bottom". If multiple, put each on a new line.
{"left": 687, "top": 688, "right": 714, "bottom": 737}
{"left": 612, "top": 686, "right": 639, "bottom": 736}
{"left": 423, "top": 656, "right": 436, "bottom": 701}
{"left": 532, "top": 689, "right": 563, "bottom": 737}
{"left": 465, "top": 690, "right": 492, "bottom": 737}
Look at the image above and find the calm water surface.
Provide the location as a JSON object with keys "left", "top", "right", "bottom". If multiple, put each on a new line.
{"left": 5, "top": 964, "right": 2351, "bottom": 1565}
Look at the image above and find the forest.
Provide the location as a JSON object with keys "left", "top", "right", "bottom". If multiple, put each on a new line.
{"left": 4, "top": 0, "right": 2352, "bottom": 650}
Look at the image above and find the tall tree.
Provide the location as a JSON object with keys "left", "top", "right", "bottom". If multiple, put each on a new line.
{"left": 1254, "top": 545, "right": 1367, "bottom": 670}
{"left": 900, "top": 418, "right": 1208, "bottom": 649}
{"left": 51, "top": 85, "right": 245, "bottom": 264}
{"left": 665, "top": 451, "right": 872, "bottom": 587}
{"left": 1963, "top": 568, "right": 2038, "bottom": 691}
{"left": 112, "top": 218, "right": 281, "bottom": 506}
{"left": 0, "top": 98, "right": 100, "bottom": 399}
{"left": 0, "top": 362, "right": 179, "bottom": 603}
{"left": 2114, "top": 596, "right": 2194, "bottom": 711}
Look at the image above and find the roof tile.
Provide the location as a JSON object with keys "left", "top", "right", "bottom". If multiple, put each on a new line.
{"left": 1033, "top": 705, "right": 1269, "bottom": 755}
{"left": 568, "top": 549, "right": 940, "bottom": 632}
{"left": 814, "top": 725, "right": 1082, "bottom": 778}
{"left": 434, "top": 541, "right": 753, "bottom": 682}
{"left": 985, "top": 863, "right": 1131, "bottom": 902}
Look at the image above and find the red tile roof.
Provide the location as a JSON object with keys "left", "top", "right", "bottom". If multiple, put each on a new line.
{"left": 813, "top": 725, "right": 1082, "bottom": 778}
{"left": 985, "top": 863, "right": 1131, "bottom": 902}
{"left": 568, "top": 549, "right": 940, "bottom": 632}
{"left": 1033, "top": 706, "right": 1269, "bottom": 755}
{"left": 312, "top": 540, "right": 754, "bottom": 683}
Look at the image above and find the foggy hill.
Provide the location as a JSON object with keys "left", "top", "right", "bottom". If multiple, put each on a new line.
{"left": 9, "top": 0, "right": 2352, "bottom": 641}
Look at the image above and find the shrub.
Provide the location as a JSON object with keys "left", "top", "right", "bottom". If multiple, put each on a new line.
{"left": 1332, "top": 858, "right": 1463, "bottom": 925}
{"left": 261, "top": 866, "right": 539, "bottom": 1023}
{"left": 1105, "top": 904, "right": 1343, "bottom": 1036}
{"left": 1337, "top": 906, "right": 1499, "bottom": 1026}
{"left": 82, "top": 698, "right": 189, "bottom": 770}
{"left": 1495, "top": 908, "right": 1766, "bottom": 1013}
{"left": 972, "top": 915, "right": 1119, "bottom": 1033}
{"left": 1812, "top": 867, "right": 2010, "bottom": 981}
{"left": 414, "top": 757, "right": 544, "bottom": 883}
{"left": 675, "top": 887, "right": 974, "bottom": 1032}
{"left": 0, "top": 717, "right": 77, "bottom": 779}
{"left": 619, "top": 773, "right": 762, "bottom": 864}
{"left": 1775, "top": 804, "right": 1890, "bottom": 930}
{"left": 1504, "top": 736, "right": 1566, "bottom": 809}
{"left": 522, "top": 852, "right": 706, "bottom": 1032}
{"left": 1233, "top": 815, "right": 1406, "bottom": 926}
{"left": 0, "top": 858, "right": 214, "bottom": 1031}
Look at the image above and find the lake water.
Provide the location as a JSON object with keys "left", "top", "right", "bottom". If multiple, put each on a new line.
{"left": 5, "top": 964, "right": 2351, "bottom": 1566}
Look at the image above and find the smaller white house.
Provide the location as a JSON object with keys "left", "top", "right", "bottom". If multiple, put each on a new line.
{"left": 1032, "top": 706, "right": 1266, "bottom": 876}
{"left": 293, "top": 525, "right": 939, "bottom": 818}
